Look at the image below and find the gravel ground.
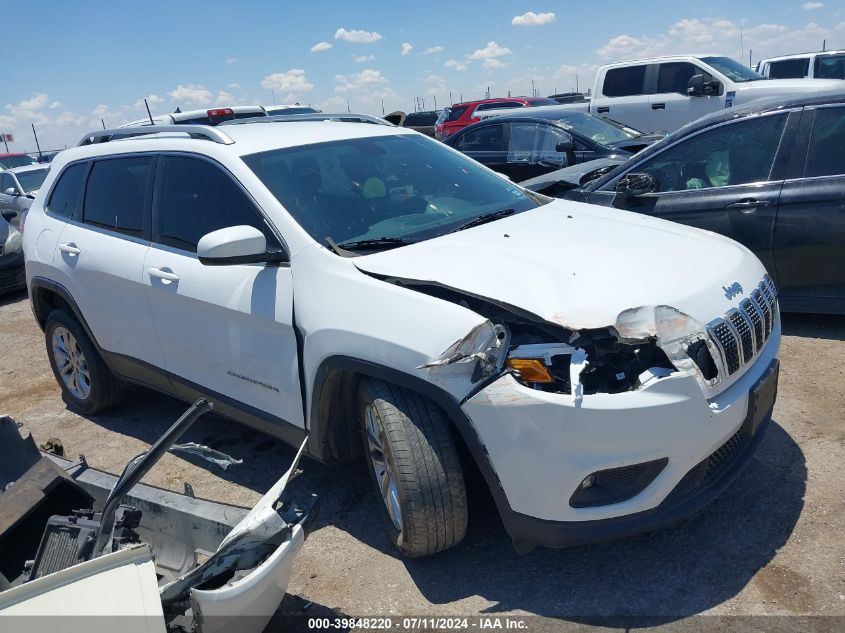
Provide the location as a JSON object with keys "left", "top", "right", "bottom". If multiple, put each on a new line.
{"left": 1, "top": 289, "right": 843, "bottom": 628}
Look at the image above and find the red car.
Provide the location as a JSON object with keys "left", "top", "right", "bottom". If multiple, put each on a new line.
{"left": 434, "top": 97, "right": 557, "bottom": 140}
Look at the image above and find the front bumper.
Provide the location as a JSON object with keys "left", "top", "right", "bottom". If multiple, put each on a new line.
{"left": 462, "top": 322, "right": 780, "bottom": 548}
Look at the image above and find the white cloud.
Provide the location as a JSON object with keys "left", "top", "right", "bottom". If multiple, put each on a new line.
{"left": 49, "top": 101, "right": 61, "bottom": 109}
{"left": 421, "top": 46, "right": 444, "bottom": 55}
{"left": 133, "top": 94, "right": 163, "bottom": 110}
{"left": 168, "top": 84, "right": 213, "bottom": 107}
{"left": 228, "top": 83, "right": 241, "bottom": 89}
{"left": 260, "top": 69, "right": 314, "bottom": 95}
{"left": 226, "top": 57, "right": 238, "bottom": 64}
{"left": 802, "top": 2, "right": 825, "bottom": 9}
{"left": 422, "top": 74, "right": 449, "bottom": 94}
{"left": 14, "top": 93, "right": 49, "bottom": 111}
{"left": 482, "top": 58, "right": 508, "bottom": 70}
{"left": 354, "top": 54, "right": 375, "bottom": 62}
{"left": 401, "top": 42, "right": 413, "bottom": 56}
{"left": 512, "top": 11, "right": 556, "bottom": 26}
{"left": 468, "top": 41, "right": 512, "bottom": 60}
{"left": 334, "top": 68, "right": 388, "bottom": 93}
{"left": 331, "top": 68, "right": 397, "bottom": 108}
{"left": 215, "top": 90, "right": 234, "bottom": 103}
{"left": 596, "top": 17, "right": 844, "bottom": 64}
{"left": 54, "top": 111, "right": 86, "bottom": 127}
{"left": 445, "top": 59, "right": 468, "bottom": 71}
{"left": 335, "top": 27, "right": 382, "bottom": 43}
{"left": 310, "top": 41, "right": 333, "bottom": 52}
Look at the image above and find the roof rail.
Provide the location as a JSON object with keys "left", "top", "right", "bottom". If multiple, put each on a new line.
{"left": 221, "top": 113, "right": 393, "bottom": 127}
{"left": 78, "top": 125, "right": 235, "bottom": 147}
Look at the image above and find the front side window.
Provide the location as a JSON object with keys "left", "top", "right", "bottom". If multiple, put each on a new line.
{"left": 443, "top": 106, "right": 468, "bottom": 122}
{"left": 456, "top": 124, "right": 506, "bottom": 152}
{"left": 83, "top": 156, "right": 153, "bottom": 236}
{"left": 158, "top": 156, "right": 277, "bottom": 253}
{"left": 47, "top": 163, "right": 87, "bottom": 217}
{"left": 656, "top": 62, "right": 700, "bottom": 94}
{"left": 602, "top": 65, "right": 647, "bottom": 97}
{"left": 627, "top": 113, "right": 787, "bottom": 193}
{"left": 243, "top": 134, "right": 546, "bottom": 248}
{"left": 15, "top": 168, "right": 49, "bottom": 194}
{"left": 507, "top": 123, "right": 569, "bottom": 166}
{"left": 767, "top": 58, "right": 810, "bottom": 79}
{"left": 815, "top": 54, "right": 845, "bottom": 79}
{"left": 805, "top": 107, "right": 845, "bottom": 178}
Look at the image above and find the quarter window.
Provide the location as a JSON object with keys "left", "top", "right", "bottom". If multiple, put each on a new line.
{"left": 47, "top": 163, "right": 87, "bottom": 218}
{"left": 805, "top": 107, "right": 845, "bottom": 178}
{"left": 629, "top": 114, "right": 788, "bottom": 193}
{"left": 83, "top": 157, "right": 153, "bottom": 236}
{"left": 656, "top": 62, "right": 700, "bottom": 94}
{"left": 602, "top": 66, "right": 647, "bottom": 97}
{"left": 158, "top": 156, "right": 276, "bottom": 253}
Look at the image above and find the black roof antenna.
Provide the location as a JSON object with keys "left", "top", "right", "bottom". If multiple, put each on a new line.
{"left": 144, "top": 98, "right": 155, "bottom": 125}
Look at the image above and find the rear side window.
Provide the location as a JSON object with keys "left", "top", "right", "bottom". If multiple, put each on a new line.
{"left": 454, "top": 124, "right": 506, "bottom": 152}
{"left": 805, "top": 107, "right": 845, "bottom": 178}
{"left": 602, "top": 66, "right": 647, "bottom": 97}
{"left": 656, "top": 62, "right": 700, "bottom": 94}
{"left": 475, "top": 101, "right": 524, "bottom": 112}
{"left": 83, "top": 156, "right": 153, "bottom": 236}
{"left": 47, "top": 163, "right": 87, "bottom": 218}
{"left": 768, "top": 58, "right": 810, "bottom": 79}
{"left": 158, "top": 156, "right": 276, "bottom": 253}
{"left": 404, "top": 112, "right": 437, "bottom": 126}
{"left": 445, "top": 106, "right": 468, "bottom": 122}
{"left": 815, "top": 54, "right": 845, "bottom": 79}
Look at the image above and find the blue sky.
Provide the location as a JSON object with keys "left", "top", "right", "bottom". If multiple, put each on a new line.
{"left": 3, "top": 0, "right": 844, "bottom": 150}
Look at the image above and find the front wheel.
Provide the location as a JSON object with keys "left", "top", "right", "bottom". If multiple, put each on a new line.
{"left": 358, "top": 379, "right": 468, "bottom": 557}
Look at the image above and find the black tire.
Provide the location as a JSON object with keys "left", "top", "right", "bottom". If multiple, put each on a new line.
{"left": 358, "top": 379, "right": 468, "bottom": 557}
{"left": 45, "top": 310, "right": 125, "bottom": 415}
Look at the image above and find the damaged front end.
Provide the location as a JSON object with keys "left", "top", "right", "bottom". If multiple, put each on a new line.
{"left": 0, "top": 400, "right": 316, "bottom": 633}
{"left": 408, "top": 282, "right": 720, "bottom": 401}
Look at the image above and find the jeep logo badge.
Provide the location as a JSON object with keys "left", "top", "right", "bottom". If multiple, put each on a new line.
{"left": 723, "top": 282, "right": 743, "bottom": 300}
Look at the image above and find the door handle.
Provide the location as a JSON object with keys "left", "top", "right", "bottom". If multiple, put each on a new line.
{"left": 596, "top": 106, "right": 610, "bottom": 114}
{"left": 59, "top": 243, "right": 81, "bottom": 256}
{"left": 726, "top": 199, "right": 772, "bottom": 214}
{"left": 147, "top": 267, "right": 180, "bottom": 282}
{"left": 651, "top": 103, "right": 666, "bottom": 110}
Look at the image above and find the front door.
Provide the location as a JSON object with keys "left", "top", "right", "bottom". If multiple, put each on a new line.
{"left": 649, "top": 62, "right": 721, "bottom": 132}
{"left": 773, "top": 105, "right": 845, "bottom": 311}
{"left": 142, "top": 154, "right": 304, "bottom": 434}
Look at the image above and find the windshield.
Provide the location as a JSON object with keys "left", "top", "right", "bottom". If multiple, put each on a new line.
{"left": 243, "top": 134, "right": 546, "bottom": 249}
{"left": 552, "top": 112, "right": 640, "bottom": 144}
{"left": 701, "top": 56, "right": 765, "bottom": 83}
{"left": 0, "top": 155, "right": 37, "bottom": 169}
{"left": 15, "top": 168, "right": 49, "bottom": 193}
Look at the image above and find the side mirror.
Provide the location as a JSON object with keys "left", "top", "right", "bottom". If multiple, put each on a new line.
{"left": 687, "top": 74, "right": 719, "bottom": 97}
{"left": 3, "top": 187, "right": 17, "bottom": 196}
{"left": 197, "top": 225, "right": 279, "bottom": 266}
{"left": 554, "top": 133, "right": 576, "bottom": 167}
{"left": 615, "top": 173, "right": 658, "bottom": 198}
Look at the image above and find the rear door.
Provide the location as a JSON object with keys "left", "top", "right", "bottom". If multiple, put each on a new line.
{"left": 586, "top": 110, "right": 796, "bottom": 274}
{"left": 649, "top": 61, "right": 720, "bottom": 132}
{"left": 773, "top": 104, "right": 845, "bottom": 311}
{"left": 593, "top": 65, "right": 651, "bottom": 131}
{"left": 50, "top": 155, "right": 165, "bottom": 371}
{"left": 142, "top": 154, "right": 304, "bottom": 437}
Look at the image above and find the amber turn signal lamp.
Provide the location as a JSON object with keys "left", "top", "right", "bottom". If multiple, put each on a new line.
{"left": 506, "top": 358, "right": 553, "bottom": 383}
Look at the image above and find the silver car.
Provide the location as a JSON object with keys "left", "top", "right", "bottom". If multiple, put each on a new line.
{"left": 0, "top": 164, "right": 50, "bottom": 226}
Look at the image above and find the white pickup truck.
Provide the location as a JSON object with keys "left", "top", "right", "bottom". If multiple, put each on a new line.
{"left": 555, "top": 54, "right": 843, "bottom": 132}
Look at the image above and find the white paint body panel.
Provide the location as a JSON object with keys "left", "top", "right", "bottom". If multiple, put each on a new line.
{"left": 0, "top": 546, "right": 166, "bottom": 631}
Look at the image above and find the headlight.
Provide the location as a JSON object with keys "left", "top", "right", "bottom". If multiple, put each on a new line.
{"left": 418, "top": 320, "right": 509, "bottom": 383}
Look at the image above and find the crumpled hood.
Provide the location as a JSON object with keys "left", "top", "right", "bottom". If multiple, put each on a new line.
{"left": 353, "top": 200, "right": 769, "bottom": 332}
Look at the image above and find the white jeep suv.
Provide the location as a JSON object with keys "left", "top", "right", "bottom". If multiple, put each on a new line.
{"left": 22, "top": 116, "right": 780, "bottom": 557}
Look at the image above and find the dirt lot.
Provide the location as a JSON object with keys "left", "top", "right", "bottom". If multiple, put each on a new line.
{"left": 1, "top": 289, "right": 843, "bottom": 627}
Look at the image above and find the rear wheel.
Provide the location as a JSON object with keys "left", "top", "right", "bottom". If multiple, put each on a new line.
{"left": 358, "top": 379, "right": 468, "bottom": 557}
{"left": 45, "top": 310, "right": 125, "bottom": 414}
